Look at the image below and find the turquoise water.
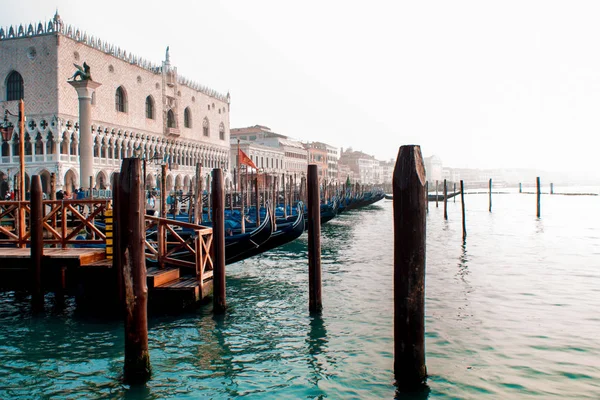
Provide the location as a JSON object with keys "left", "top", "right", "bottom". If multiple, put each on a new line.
{"left": 0, "top": 189, "right": 599, "bottom": 399}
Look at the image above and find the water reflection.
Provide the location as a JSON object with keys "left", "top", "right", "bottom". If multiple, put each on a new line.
{"left": 306, "top": 313, "right": 328, "bottom": 386}
{"left": 457, "top": 241, "right": 469, "bottom": 282}
{"left": 394, "top": 384, "right": 431, "bottom": 400}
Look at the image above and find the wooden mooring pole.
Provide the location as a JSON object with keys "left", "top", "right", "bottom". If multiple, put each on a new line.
{"left": 425, "top": 181, "right": 429, "bottom": 213}
{"left": 550, "top": 182, "right": 554, "bottom": 195}
{"left": 392, "top": 145, "right": 427, "bottom": 389}
{"left": 536, "top": 177, "right": 541, "bottom": 218}
{"left": 112, "top": 172, "right": 123, "bottom": 306}
{"left": 519, "top": 182, "right": 522, "bottom": 193}
{"left": 194, "top": 163, "right": 202, "bottom": 224}
{"left": 119, "top": 158, "right": 151, "bottom": 383}
{"left": 435, "top": 180, "right": 439, "bottom": 208}
{"left": 453, "top": 182, "right": 456, "bottom": 203}
{"left": 443, "top": 179, "right": 448, "bottom": 220}
{"left": 212, "top": 169, "right": 226, "bottom": 313}
{"left": 307, "top": 164, "right": 322, "bottom": 313}
{"left": 30, "top": 175, "right": 44, "bottom": 312}
{"left": 460, "top": 180, "right": 466, "bottom": 240}
{"left": 489, "top": 178, "right": 492, "bottom": 213}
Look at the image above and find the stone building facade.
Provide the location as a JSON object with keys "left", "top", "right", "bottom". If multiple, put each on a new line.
{"left": 0, "top": 12, "right": 230, "bottom": 195}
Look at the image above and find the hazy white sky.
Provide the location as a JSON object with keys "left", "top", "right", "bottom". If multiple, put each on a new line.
{"left": 2, "top": 1, "right": 599, "bottom": 178}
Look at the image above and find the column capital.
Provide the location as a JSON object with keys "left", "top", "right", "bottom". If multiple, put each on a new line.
{"left": 68, "top": 80, "right": 102, "bottom": 99}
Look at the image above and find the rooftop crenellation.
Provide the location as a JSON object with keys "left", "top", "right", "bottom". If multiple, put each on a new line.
{"left": 0, "top": 11, "right": 229, "bottom": 102}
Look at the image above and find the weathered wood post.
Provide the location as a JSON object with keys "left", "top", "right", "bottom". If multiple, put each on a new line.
{"left": 212, "top": 168, "right": 226, "bottom": 314}
{"left": 89, "top": 176, "right": 94, "bottom": 199}
{"left": 435, "top": 180, "right": 439, "bottom": 208}
{"left": 536, "top": 177, "right": 541, "bottom": 218}
{"left": 30, "top": 175, "right": 44, "bottom": 312}
{"left": 443, "top": 179, "right": 448, "bottom": 220}
{"left": 550, "top": 183, "right": 554, "bottom": 195}
{"left": 460, "top": 180, "right": 466, "bottom": 240}
{"left": 489, "top": 178, "right": 492, "bottom": 213}
{"left": 206, "top": 174, "right": 211, "bottom": 222}
{"left": 254, "top": 177, "right": 260, "bottom": 226}
{"left": 282, "top": 173, "right": 287, "bottom": 219}
{"left": 112, "top": 172, "right": 124, "bottom": 306}
{"left": 119, "top": 158, "right": 151, "bottom": 384}
{"left": 393, "top": 145, "right": 427, "bottom": 389}
{"left": 425, "top": 181, "right": 429, "bottom": 213}
{"left": 194, "top": 163, "right": 202, "bottom": 224}
{"left": 519, "top": 182, "right": 522, "bottom": 193}
{"left": 50, "top": 172, "right": 57, "bottom": 230}
{"left": 453, "top": 182, "right": 456, "bottom": 203}
{"left": 158, "top": 165, "right": 167, "bottom": 268}
{"left": 307, "top": 165, "right": 322, "bottom": 313}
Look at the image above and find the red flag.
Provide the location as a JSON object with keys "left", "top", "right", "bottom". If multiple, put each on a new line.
{"left": 238, "top": 148, "right": 257, "bottom": 170}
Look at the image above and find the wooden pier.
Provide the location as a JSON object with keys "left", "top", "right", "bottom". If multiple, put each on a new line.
{"left": 0, "top": 194, "right": 214, "bottom": 312}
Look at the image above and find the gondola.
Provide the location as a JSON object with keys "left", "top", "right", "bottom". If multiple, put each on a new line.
{"left": 428, "top": 192, "right": 459, "bottom": 201}
{"left": 227, "top": 203, "right": 305, "bottom": 264}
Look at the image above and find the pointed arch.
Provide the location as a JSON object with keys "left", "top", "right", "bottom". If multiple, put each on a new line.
{"left": 167, "top": 109, "right": 176, "bottom": 128}
{"left": 184, "top": 107, "right": 192, "bottom": 128}
{"left": 6, "top": 71, "right": 24, "bottom": 101}
{"left": 145, "top": 95, "right": 154, "bottom": 119}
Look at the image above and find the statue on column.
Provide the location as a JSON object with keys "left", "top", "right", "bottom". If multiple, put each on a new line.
{"left": 68, "top": 62, "right": 92, "bottom": 81}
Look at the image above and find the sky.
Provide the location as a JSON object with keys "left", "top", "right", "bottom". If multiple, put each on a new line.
{"left": 1, "top": 1, "right": 599, "bottom": 179}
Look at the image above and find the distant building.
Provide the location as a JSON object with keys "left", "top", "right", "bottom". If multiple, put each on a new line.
{"left": 424, "top": 155, "right": 443, "bottom": 183}
{"left": 339, "top": 148, "right": 379, "bottom": 184}
{"left": 0, "top": 12, "right": 231, "bottom": 195}
{"left": 230, "top": 140, "right": 284, "bottom": 187}
{"left": 230, "top": 125, "right": 308, "bottom": 176}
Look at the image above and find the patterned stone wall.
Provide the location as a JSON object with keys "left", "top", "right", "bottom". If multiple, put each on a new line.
{"left": 0, "top": 34, "right": 58, "bottom": 115}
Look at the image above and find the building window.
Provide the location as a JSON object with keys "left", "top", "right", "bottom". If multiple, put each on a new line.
{"left": 115, "top": 86, "right": 127, "bottom": 112}
{"left": 203, "top": 117, "right": 209, "bottom": 137}
{"left": 167, "top": 109, "right": 176, "bottom": 128}
{"left": 6, "top": 71, "right": 24, "bottom": 101}
{"left": 145, "top": 96, "right": 154, "bottom": 119}
{"left": 184, "top": 107, "right": 192, "bottom": 128}
{"left": 219, "top": 122, "right": 225, "bottom": 140}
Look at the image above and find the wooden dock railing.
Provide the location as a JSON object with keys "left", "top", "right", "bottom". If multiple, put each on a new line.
{"left": 0, "top": 199, "right": 110, "bottom": 248}
{"left": 143, "top": 216, "right": 214, "bottom": 284}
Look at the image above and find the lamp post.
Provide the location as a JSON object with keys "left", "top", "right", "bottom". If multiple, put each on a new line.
{"left": 1, "top": 101, "right": 25, "bottom": 200}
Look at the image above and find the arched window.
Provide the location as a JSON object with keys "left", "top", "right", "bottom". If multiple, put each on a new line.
{"left": 6, "top": 71, "right": 24, "bottom": 101}
{"left": 203, "top": 117, "right": 209, "bottom": 137}
{"left": 167, "top": 109, "right": 176, "bottom": 128}
{"left": 184, "top": 107, "right": 191, "bottom": 128}
{"left": 145, "top": 96, "right": 154, "bottom": 119}
{"left": 219, "top": 122, "right": 225, "bottom": 140}
{"left": 115, "top": 86, "right": 127, "bottom": 112}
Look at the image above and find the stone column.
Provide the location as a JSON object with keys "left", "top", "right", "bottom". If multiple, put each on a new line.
{"left": 68, "top": 80, "right": 101, "bottom": 190}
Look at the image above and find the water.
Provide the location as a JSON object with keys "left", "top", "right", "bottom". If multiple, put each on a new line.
{"left": 0, "top": 189, "right": 599, "bottom": 399}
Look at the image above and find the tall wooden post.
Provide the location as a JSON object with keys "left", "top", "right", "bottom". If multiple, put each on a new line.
{"left": 443, "top": 179, "right": 448, "bottom": 220}
{"left": 282, "top": 173, "right": 287, "bottom": 219}
{"left": 194, "top": 163, "right": 202, "bottom": 224}
{"left": 50, "top": 173, "right": 57, "bottom": 230}
{"left": 435, "top": 180, "right": 439, "bottom": 208}
{"left": 489, "top": 178, "right": 492, "bottom": 212}
{"left": 158, "top": 165, "right": 167, "bottom": 268}
{"left": 536, "top": 177, "right": 541, "bottom": 218}
{"left": 307, "top": 165, "right": 322, "bottom": 313}
{"left": 89, "top": 176, "right": 94, "bottom": 199}
{"left": 240, "top": 167, "right": 245, "bottom": 233}
{"left": 112, "top": 172, "right": 123, "bottom": 306}
{"left": 453, "top": 182, "right": 456, "bottom": 203}
{"left": 212, "top": 169, "right": 226, "bottom": 313}
{"left": 519, "top": 182, "right": 522, "bottom": 193}
{"left": 392, "top": 145, "right": 427, "bottom": 389}
{"left": 272, "top": 175, "right": 278, "bottom": 230}
{"left": 119, "top": 158, "right": 150, "bottom": 383}
{"left": 206, "top": 174, "right": 211, "bottom": 222}
{"left": 425, "top": 181, "right": 429, "bottom": 213}
{"left": 254, "top": 177, "right": 260, "bottom": 226}
{"left": 30, "top": 175, "right": 44, "bottom": 312}
{"left": 460, "top": 180, "right": 466, "bottom": 240}
{"left": 550, "top": 183, "right": 554, "bottom": 195}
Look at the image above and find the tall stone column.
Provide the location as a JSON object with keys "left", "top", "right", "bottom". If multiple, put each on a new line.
{"left": 68, "top": 80, "right": 101, "bottom": 189}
